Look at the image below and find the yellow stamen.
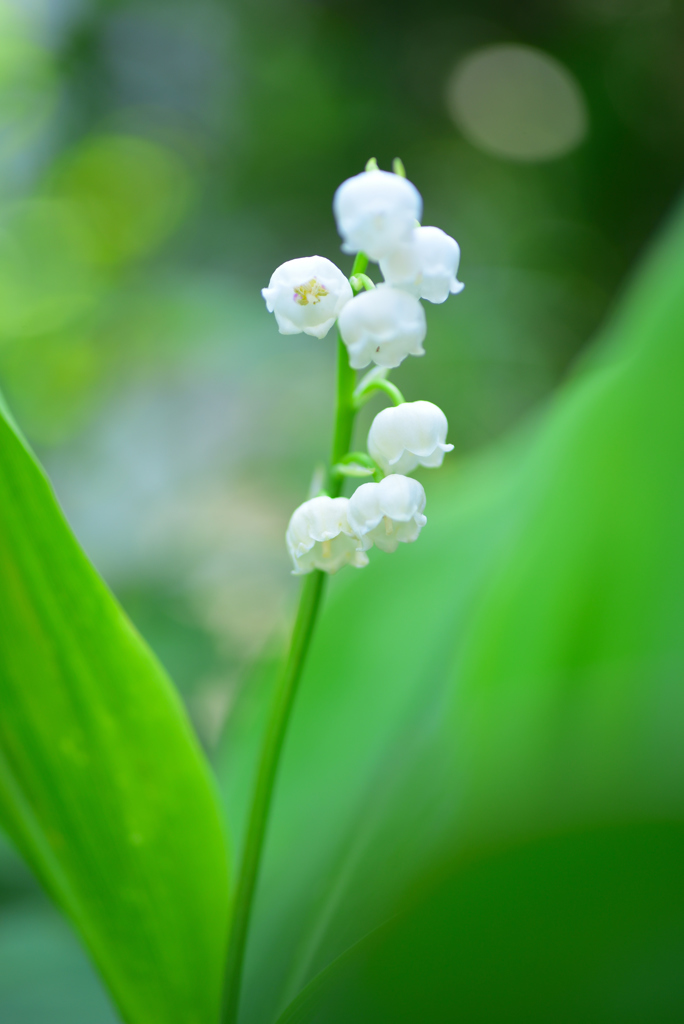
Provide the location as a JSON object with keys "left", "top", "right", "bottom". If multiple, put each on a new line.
{"left": 294, "top": 277, "right": 328, "bottom": 306}
{"left": 384, "top": 516, "right": 393, "bottom": 535}
{"left": 321, "top": 539, "right": 332, "bottom": 558}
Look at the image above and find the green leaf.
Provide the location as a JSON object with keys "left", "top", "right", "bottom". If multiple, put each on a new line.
{"left": 276, "top": 823, "right": 684, "bottom": 1024}
{"left": 0, "top": 401, "right": 230, "bottom": 1024}
{"left": 218, "top": 197, "right": 684, "bottom": 1022}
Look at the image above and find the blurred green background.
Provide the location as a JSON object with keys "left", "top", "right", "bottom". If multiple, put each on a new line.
{"left": 1, "top": 0, "right": 683, "bottom": 1018}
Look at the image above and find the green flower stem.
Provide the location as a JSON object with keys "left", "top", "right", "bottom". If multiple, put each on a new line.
{"left": 353, "top": 377, "right": 406, "bottom": 409}
{"left": 349, "top": 272, "right": 375, "bottom": 293}
{"left": 335, "top": 451, "right": 378, "bottom": 469}
{"left": 221, "top": 570, "right": 325, "bottom": 1024}
{"left": 350, "top": 250, "right": 369, "bottom": 283}
{"left": 334, "top": 462, "right": 372, "bottom": 476}
{"left": 328, "top": 247, "right": 368, "bottom": 491}
{"left": 221, "top": 280, "right": 362, "bottom": 1024}
{"left": 333, "top": 463, "right": 375, "bottom": 479}
{"left": 329, "top": 335, "right": 357, "bottom": 493}
{"left": 333, "top": 450, "right": 381, "bottom": 481}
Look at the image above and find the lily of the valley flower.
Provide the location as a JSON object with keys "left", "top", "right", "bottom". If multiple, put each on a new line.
{"left": 338, "top": 285, "right": 426, "bottom": 370}
{"left": 347, "top": 475, "right": 427, "bottom": 553}
{"left": 333, "top": 170, "right": 423, "bottom": 261}
{"left": 262, "top": 256, "right": 353, "bottom": 339}
{"left": 286, "top": 495, "right": 368, "bottom": 574}
{"left": 368, "top": 400, "right": 454, "bottom": 475}
{"left": 379, "top": 226, "right": 464, "bottom": 304}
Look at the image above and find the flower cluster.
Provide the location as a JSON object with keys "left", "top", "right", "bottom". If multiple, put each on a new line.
{"left": 262, "top": 161, "right": 463, "bottom": 575}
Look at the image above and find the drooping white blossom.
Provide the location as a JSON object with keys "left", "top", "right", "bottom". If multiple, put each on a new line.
{"left": 368, "top": 400, "right": 454, "bottom": 475}
{"left": 262, "top": 256, "right": 353, "bottom": 339}
{"left": 333, "top": 170, "right": 423, "bottom": 261}
{"left": 286, "top": 495, "right": 368, "bottom": 574}
{"left": 379, "top": 226, "right": 464, "bottom": 303}
{"left": 347, "top": 475, "right": 427, "bottom": 554}
{"left": 337, "top": 285, "right": 427, "bottom": 370}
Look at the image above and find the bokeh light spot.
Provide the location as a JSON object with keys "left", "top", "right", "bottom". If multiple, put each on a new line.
{"left": 0, "top": 200, "right": 98, "bottom": 340}
{"left": 0, "top": 0, "right": 56, "bottom": 164}
{"left": 51, "top": 135, "right": 193, "bottom": 268}
{"left": 446, "top": 44, "right": 588, "bottom": 162}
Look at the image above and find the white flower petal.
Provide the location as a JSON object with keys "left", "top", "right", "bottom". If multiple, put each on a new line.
{"left": 338, "top": 285, "right": 427, "bottom": 371}
{"left": 333, "top": 170, "right": 422, "bottom": 261}
{"left": 346, "top": 482, "right": 385, "bottom": 533}
{"left": 379, "top": 226, "right": 464, "bottom": 304}
{"left": 386, "top": 451, "right": 421, "bottom": 475}
{"left": 374, "top": 473, "right": 426, "bottom": 521}
{"left": 347, "top": 475, "right": 427, "bottom": 554}
{"left": 366, "top": 517, "right": 422, "bottom": 554}
{"left": 368, "top": 401, "right": 453, "bottom": 475}
{"left": 286, "top": 495, "right": 367, "bottom": 574}
{"left": 262, "top": 256, "right": 353, "bottom": 339}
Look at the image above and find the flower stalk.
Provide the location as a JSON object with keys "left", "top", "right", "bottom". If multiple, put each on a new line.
{"left": 353, "top": 376, "right": 405, "bottom": 409}
{"left": 224, "top": 160, "right": 462, "bottom": 1022}
{"left": 221, "top": 255, "right": 366, "bottom": 1024}
{"left": 221, "top": 569, "right": 325, "bottom": 1024}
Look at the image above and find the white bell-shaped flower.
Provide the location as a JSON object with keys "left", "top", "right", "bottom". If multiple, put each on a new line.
{"left": 337, "top": 285, "right": 426, "bottom": 370}
{"left": 262, "top": 256, "right": 353, "bottom": 339}
{"left": 379, "top": 226, "right": 464, "bottom": 304}
{"left": 286, "top": 495, "right": 368, "bottom": 575}
{"left": 347, "top": 475, "right": 427, "bottom": 554}
{"left": 333, "top": 170, "right": 422, "bottom": 261}
{"left": 368, "top": 400, "right": 454, "bottom": 475}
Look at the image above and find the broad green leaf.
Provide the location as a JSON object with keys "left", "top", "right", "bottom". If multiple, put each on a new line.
{"left": 0, "top": 402, "right": 230, "bottom": 1024}
{"left": 218, "top": 197, "right": 684, "bottom": 1022}
{"left": 276, "top": 823, "right": 684, "bottom": 1024}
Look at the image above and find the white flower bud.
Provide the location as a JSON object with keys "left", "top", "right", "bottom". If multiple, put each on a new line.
{"left": 368, "top": 400, "right": 454, "bottom": 476}
{"left": 286, "top": 495, "right": 368, "bottom": 575}
{"left": 347, "top": 475, "right": 427, "bottom": 554}
{"left": 333, "top": 170, "right": 423, "bottom": 261}
{"left": 337, "top": 285, "right": 427, "bottom": 370}
{"left": 379, "top": 226, "right": 464, "bottom": 304}
{"left": 262, "top": 256, "right": 353, "bottom": 339}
